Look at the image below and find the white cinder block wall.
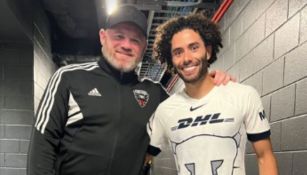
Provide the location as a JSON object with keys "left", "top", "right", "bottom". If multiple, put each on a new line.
{"left": 154, "top": 0, "right": 307, "bottom": 174}
{"left": 0, "top": 42, "right": 33, "bottom": 175}
{"left": 212, "top": 0, "right": 307, "bottom": 174}
{"left": 2, "top": 0, "right": 306, "bottom": 174}
{"left": 33, "top": 6, "right": 57, "bottom": 112}
{"left": 0, "top": 3, "right": 56, "bottom": 175}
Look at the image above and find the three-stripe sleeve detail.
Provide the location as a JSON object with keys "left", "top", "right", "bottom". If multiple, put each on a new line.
{"left": 35, "top": 62, "right": 98, "bottom": 134}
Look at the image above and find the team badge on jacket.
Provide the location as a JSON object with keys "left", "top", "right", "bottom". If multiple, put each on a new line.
{"left": 133, "top": 89, "right": 149, "bottom": 108}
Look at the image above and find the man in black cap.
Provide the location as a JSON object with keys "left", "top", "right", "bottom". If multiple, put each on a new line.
{"left": 27, "top": 5, "right": 232, "bottom": 175}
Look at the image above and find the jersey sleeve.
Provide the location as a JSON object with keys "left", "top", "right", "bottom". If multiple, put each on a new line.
{"left": 244, "top": 87, "right": 271, "bottom": 142}
{"left": 146, "top": 107, "right": 167, "bottom": 156}
{"left": 28, "top": 69, "right": 69, "bottom": 175}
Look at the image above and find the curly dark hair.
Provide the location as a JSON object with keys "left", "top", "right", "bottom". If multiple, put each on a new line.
{"left": 153, "top": 13, "right": 223, "bottom": 71}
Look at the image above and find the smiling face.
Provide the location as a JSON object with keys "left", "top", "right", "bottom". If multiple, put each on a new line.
{"left": 99, "top": 22, "right": 147, "bottom": 72}
{"left": 171, "top": 29, "right": 211, "bottom": 84}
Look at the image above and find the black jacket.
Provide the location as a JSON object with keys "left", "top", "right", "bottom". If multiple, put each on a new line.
{"left": 28, "top": 58, "right": 168, "bottom": 175}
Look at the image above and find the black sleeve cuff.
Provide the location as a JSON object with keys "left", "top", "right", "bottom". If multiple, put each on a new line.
{"left": 147, "top": 145, "right": 161, "bottom": 156}
{"left": 247, "top": 130, "right": 271, "bottom": 142}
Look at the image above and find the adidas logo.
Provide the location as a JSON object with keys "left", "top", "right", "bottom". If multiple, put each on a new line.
{"left": 88, "top": 88, "right": 102, "bottom": 97}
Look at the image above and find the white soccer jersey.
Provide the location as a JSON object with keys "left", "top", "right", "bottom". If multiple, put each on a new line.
{"left": 147, "top": 82, "right": 270, "bottom": 175}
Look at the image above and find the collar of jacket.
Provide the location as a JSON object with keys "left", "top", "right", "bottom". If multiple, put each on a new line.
{"left": 98, "top": 57, "right": 139, "bottom": 84}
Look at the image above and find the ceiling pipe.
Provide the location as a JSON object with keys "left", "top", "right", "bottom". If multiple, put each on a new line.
{"left": 211, "top": 0, "right": 233, "bottom": 23}
{"left": 166, "top": 0, "right": 233, "bottom": 92}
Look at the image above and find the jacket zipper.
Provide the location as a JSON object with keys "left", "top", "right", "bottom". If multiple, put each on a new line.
{"left": 107, "top": 74, "right": 123, "bottom": 175}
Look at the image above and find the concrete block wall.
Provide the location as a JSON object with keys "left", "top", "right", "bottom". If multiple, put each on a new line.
{"left": 33, "top": 5, "right": 57, "bottom": 111}
{"left": 154, "top": 0, "right": 307, "bottom": 174}
{"left": 0, "top": 42, "right": 33, "bottom": 175}
{"left": 211, "top": 0, "right": 307, "bottom": 174}
{"left": 0, "top": 2, "right": 55, "bottom": 175}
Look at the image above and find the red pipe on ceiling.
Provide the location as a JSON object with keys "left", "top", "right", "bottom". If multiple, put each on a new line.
{"left": 211, "top": 0, "right": 233, "bottom": 23}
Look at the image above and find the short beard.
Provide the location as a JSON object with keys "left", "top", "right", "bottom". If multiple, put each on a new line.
{"left": 177, "top": 54, "right": 209, "bottom": 84}
{"left": 101, "top": 47, "right": 139, "bottom": 73}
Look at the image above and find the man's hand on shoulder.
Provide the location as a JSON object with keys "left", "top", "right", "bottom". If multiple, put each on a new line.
{"left": 209, "top": 69, "right": 237, "bottom": 86}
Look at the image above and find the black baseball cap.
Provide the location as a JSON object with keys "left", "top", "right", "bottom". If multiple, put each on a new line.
{"left": 106, "top": 5, "right": 148, "bottom": 37}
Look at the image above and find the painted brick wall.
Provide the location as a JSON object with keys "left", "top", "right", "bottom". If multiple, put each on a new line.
{"left": 0, "top": 42, "right": 33, "bottom": 175}
{"left": 33, "top": 5, "right": 57, "bottom": 112}
{"left": 0, "top": 2, "right": 56, "bottom": 175}
{"left": 154, "top": 0, "right": 307, "bottom": 174}
{"left": 212, "top": 0, "right": 307, "bottom": 174}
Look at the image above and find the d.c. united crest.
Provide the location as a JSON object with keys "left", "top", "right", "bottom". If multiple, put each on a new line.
{"left": 133, "top": 89, "right": 149, "bottom": 108}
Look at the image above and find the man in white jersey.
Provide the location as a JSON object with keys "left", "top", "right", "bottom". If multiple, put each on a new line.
{"left": 147, "top": 13, "right": 278, "bottom": 175}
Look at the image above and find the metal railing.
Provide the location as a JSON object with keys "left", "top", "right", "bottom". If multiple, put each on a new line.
{"left": 137, "top": 62, "right": 167, "bottom": 83}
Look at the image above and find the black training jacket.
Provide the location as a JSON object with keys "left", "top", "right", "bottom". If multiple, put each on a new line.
{"left": 28, "top": 58, "right": 168, "bottom": 175}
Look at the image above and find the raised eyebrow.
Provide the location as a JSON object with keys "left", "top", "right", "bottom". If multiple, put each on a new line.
{"left": 131, "top": 34, "right": 145, "bottom": 42}
{"left": 188, "top": 42, "right": 200, "bottom": 48}
{"left": 130, "top": 37, "right": 141, "bottom": 42}
{"left": 172, "top": 47, "right": 183, "bottom": 54}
